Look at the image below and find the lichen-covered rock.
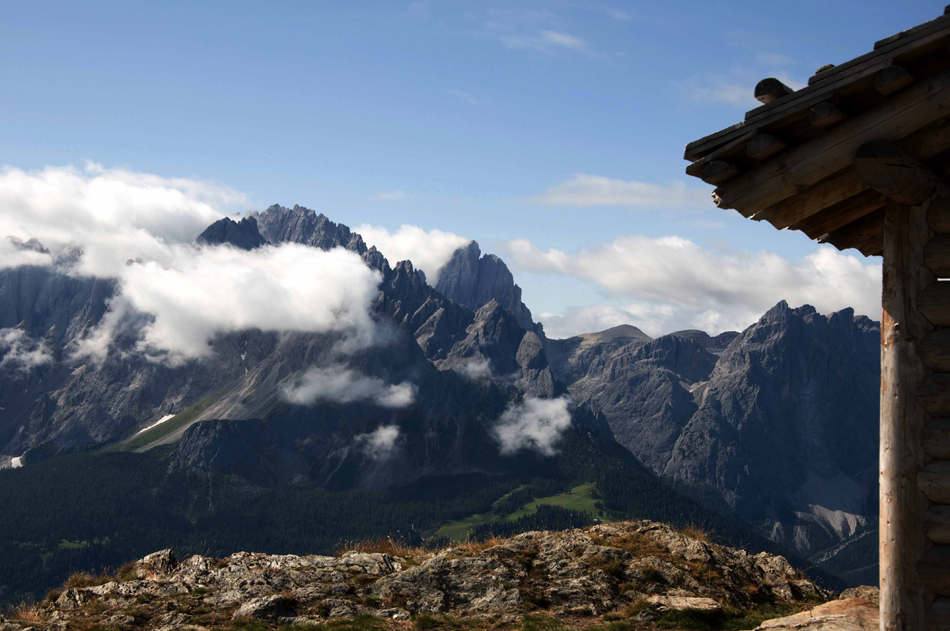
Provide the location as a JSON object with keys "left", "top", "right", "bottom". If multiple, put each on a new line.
{"left": 232, "top": 595, "right": 295, "bottom": 620}
{"left": 754, "top": 598, "right": 878, "bottom": 631}
{"left": 11, "top": 520, "right": 832, "bottom": 630}
{"left": 840, "top": 585, "right": 879, "bottom": 605}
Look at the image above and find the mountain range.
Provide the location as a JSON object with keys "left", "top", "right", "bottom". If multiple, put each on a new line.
{"left": 0, "top": 204, "right": 880, "bottom": 600}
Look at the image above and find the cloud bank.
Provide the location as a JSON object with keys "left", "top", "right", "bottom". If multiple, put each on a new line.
{"left": 118, "top": 245, "right": 384, "bottom": 361}
{"left": 0, "top": 163, "right": 243, "bottom": 277}
{"left": 493, "top": 396, "right": 572, "bottom": 456}
{"left": 504, "top": 236, "right": 881, "bottom": 337}
{"left": 356, "top": 425, "right": 401, "bottom": 461}
{"left": 355, "top": 223, "right": 470, "bottom": 283}
{"left": 0, "top": 328, "right": 53, "bottom": 372}
{"left": 281, "top": 367, "right": 416, "bottom": 408}
{"left": 528, "top": 174, "right": 709, "bottom": 209}
{"left": 0, "top": 164, "right": 390, "bottom": 364}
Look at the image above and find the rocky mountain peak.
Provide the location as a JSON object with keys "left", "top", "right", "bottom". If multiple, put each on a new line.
{"left": 196, "top": 216, "right": 268, "bottom": 250}
{"left": 254, "top": 204, "right": 368, "bottom": 254}
{"left": 435, "top": 241, "right": 536, "bottom": 332}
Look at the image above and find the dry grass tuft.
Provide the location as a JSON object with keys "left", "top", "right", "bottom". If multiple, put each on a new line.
{"left": 9, "top": 602, "right": 44, "bottom": 624}
{"left": 454, "top": 536, "right": 505, "bottom": 554}
{"left": 64, "top": 570, "right": 112, "bottom": 589}
{"left": 590, "top": 530, "right": 670, "bottom": 561}
{"left": 334, "top": 536, "right": 425, "bottom": 559}
{"left": 676, "top": 525, "right": 710, "bottom": 542}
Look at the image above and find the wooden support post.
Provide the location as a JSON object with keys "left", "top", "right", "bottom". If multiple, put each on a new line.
{"left": 879, "top": 194, "right": 935, "bottom": 631}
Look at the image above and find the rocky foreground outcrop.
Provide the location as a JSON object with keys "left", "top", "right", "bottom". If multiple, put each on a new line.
{"left": 0, "top": 521, "right": 836, "bottom": 630}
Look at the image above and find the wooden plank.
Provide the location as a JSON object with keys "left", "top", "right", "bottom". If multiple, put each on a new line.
{"left": 919, "top": 283, "right": 950, "bottom": 327}
{"left": 924, "top": 418, "right": 950, "bottom": 458}
{"left": 855, "top": 140, "right": 942, "bottom": 205}
{"left": 753, "top": 118, "right": 950, "bottom": 229}
{"left": 701, "top": 161, "right": 739, "bottom": 185}
{"left": 901, "top": 114, "right": 950, "bottom": 159}
{"left": 684, "top": 16, "right": 950, "bottom": 160}
{"left": 921, "top": 332, "right": 950, "bottom": 372}
{"left": 810, "top": 102, "right": 846, "bottom": 128}
{"left": 925, "top": 505, "right": 950, "bottom": 544}
{"left": 927, "top": 597, "right": 950, "bottom": 631}
{"left": 754, "top": 168, "right": 868, "bottom": 228}
{"left": 754, "top": 78, "right": 794, "bottom": 104}
{"left": 818, "top": 207, "right": 883, "bottom": 254}
{"left": 788, "top": 189, "right": 884, "bottom": 238}
{"left": 930, "top": 196, "right": 950, "bottom": 233}
{"left": 920, "top": 461, "right": 950, "bottom": 503}
{"left": 925, "top": 234, "right": 950, "bottom": 276}
{"left": 747, "top": 134, "right": 786, "bottom": 161}
{"left": 877, "top": 64, "right": 916, "bottom": 95}
{"left": 921, "top": 546, "right": 950, "bottom": 596}
{"left": 714, "top": 70, "right": 950, "bottom": 215}
{"left": 880, "top": 196, "right": 934, "bottom": 631}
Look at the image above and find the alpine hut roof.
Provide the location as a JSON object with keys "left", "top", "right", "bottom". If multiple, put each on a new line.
{"left": 683, "top": 6, "right": 950, "bottom": 257}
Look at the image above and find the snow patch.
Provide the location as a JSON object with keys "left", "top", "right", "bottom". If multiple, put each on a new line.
{"left": 134, "top": 414, "right": 176, "bottom": 436}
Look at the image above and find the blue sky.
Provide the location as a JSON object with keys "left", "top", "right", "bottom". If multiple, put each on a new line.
{"left": 1, "top": 1, "right": 940, "bottom": 337}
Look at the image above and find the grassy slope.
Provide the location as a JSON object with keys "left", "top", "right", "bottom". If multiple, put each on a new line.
{"left": 436, "top": 483, "right": 609, "bottom": 542}
{"left": 106, "top": 393, "right": 221, "bottom": 453}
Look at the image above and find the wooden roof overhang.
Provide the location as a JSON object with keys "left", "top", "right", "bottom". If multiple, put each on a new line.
{"left": 683, "top": 8, "right": 950, "bottom": 257}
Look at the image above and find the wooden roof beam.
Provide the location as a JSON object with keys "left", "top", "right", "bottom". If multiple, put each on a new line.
{"left": 854, "top": 140, "right": 943, "bottom": 205}
{"left": 746, "top": 134, "right": 786, "bottom": 161}
{"left": 754, "top": 78, "right": 795, "bottom": 104}
{"left": 714, "top": 69, "right": 950, "bottom": 215}
{"left": 810, "top": 102, "right": 846, "bottom": 128}
{"left": 787, "top": 188, "right": 885, "bottom": 238}
{"left": 752, "top": 168, "right": 868, "bottom": 226}
{"left": 876, "top": 64, "right": 916, "bottom": 95}
{"left": 817, "top": 207, "right": 883, "bottom": 254}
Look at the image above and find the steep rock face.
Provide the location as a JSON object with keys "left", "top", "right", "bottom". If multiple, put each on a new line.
{"left": 197, "top": 216, "right": 268, "bottom": 250}
{"left": 664, "top": 303, "right": 880, "bottom": 553}
{"left": 545, "top": 325, "right": 652, "bottom": 386}
{"left": 436, "top": 241, "right": 536, "bottom": 332}
{"left": 569, "top": 335, "right": 717, "bottom": 472}
{"left": 548, "top": 304, "right": 879, "bottom": 557}
{"left": 0, "top": 206, "right": 569, "bottom": 488}
{"left": 7, "top": 520, "right": 829, "bottom": 630}
{"left": 254, "top": 204, "right": 367, "bottom": 254}
{"left": 255, "top": 205, "right": 561, "bottom": 400}
{"left": 670, "top": 329, "right": 741, "bottom": 355}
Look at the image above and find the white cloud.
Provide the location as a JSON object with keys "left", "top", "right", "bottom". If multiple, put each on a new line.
{"left": 528, "top": 174, "right": 710, "bottom": 209}
{"left": 448, "top": 88, "right": 480, "bottom": 105}
{"left": 503, "top": 30, "right": 587, "bottom": 52}
{"left": 606, "top": 8, "right": 632, "bottom": 21}
{"left": 455, "top": 356, "right": 493, "bottom": 381}
{"left": 356, "top": 425, "right": 401, "bottom": 461}
{"left": 493, "top": 396, "right": 572, "bottom": 456}
{"left": 504, "top": 236, "right": 881, "bottom": 336}
{"left": 374, "top": 190, "right": 411, "bottom": 201}
{"left": 280, "top": 367, "right": 415, "bottom": 408}
{"left": 536, "top": 305, "right": 662, "bottom": 340}
{"left": 757, "top": 52, "right": 794, "bottom": 66}
{"left": 355, "top": 223, "right": 471, "bottom": 283}
{"left": 681, "top": 76, "right": 755, "bottom": 107}
{"left": 0, "top": 163, "right": 245, "bottom": 277}
{"left": 0, "top": 164, "right": 394, "bottom": 364}
{"left": 111, "top": 245, "right": 384, "bottom": 362}
{"left": 0, "top": 328, "right": 53, "bottom": 372}
{"left": 682, "top": 70, "right": 806, "bottom": 109}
